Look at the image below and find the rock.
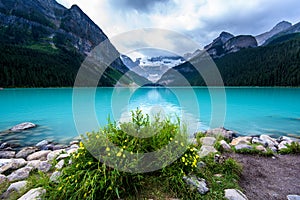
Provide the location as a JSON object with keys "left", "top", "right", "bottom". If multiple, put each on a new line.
{"left": 56, "top": 153, "right": 70, "bottom": 160}
{"left": 9, "top": 122, "right": 36, "bottom": 132}
{"left": 53, "top": 145, "right": 66, "bottom": 150}
{"left": 66, "top": 148, "right": 78, "bottom": 155}
{"left": 6, "top": 180, "right": 27, "bottom": 193}
{"left": 7, "top": 167, "right": 33, "bottom": 182}
{"left": 0, "top": 174, "right": 7, "bottom": 184}
{"left": 220, "top": 140, "right": 232, "bottom": 152}
{"left": 0, "top": 151, "right": 16, "bottom": 159}
{"left": 70, "top": 140, "right": 79, "bottom": 145}
{"left": 47, "top": 149, "right": 65, "bottom": 161}
{"left": 278, "top": 136, "right": 293, "bottom": 143}
{"left": 255, "top": 145, "right": 267, "bottom": 152}
{"left": 205, "top": 127, "right": 237, "bottom": 140}
{"left": 26, "top": 160, "right": 52, "bottom": 173}
{"left": 27, "top": 150, "right": 51, "bottom": 161}
{"left": 183, "top": 175, "right": 209, "bottom": 194}
{"left": 16, "top": 147, "right": 39, "bottom": 159}
{"left": 214, "top": 154, "right": 225, "bottom": 163}
{"left": 278, "top": 141, "right": 290, "bottom": 150}
{"left": 18, "top": 187, "right": 46, "bottom": 200}
{"left": 50, "top": 171, "right": 61, "bottom": 183}
{"left": 0, "top": 159, "right": 27, "bottom": 174}
{"left": 0, "top": 143, "right": 10, "bottom": 150}
{"left": 55, "top": 160, "right": 65, "bottom": 170}
{"left": 200, "top": 137, "right": 216, "bottom": 146}
{"left": 35, "top": 140, "right": 49, "bottom": 148}
{"left": 287, "top": 195, "right": 300, "bottom": 200}
{"left": 44, "top": 144, "right": 55, "bottom": 151}
{"left": 235, "top": 144, "right": 253, "bottom": 151}
{"left": 69, "top": 144, "right": 79, "bottom": 149}
{"left": 251, "top": 137, "right": 267, "bottom": 147}
{"left": 230, "top": 137, "right": 252, "bottom": 146}
{"left": 225, "top": 189, "right": 248, "bottom": 200}
{"left": 197, "top": 161, "right": 206, "bottom": 169}
{"left": 259, "top": 135, "right": 278, "bottom": 148}
{"left": 198, "top": 146, "right": 218, "bottom": 158}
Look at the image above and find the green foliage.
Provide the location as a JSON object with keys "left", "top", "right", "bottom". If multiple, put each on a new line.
{"left": 234, "top": 146, "right": 274, "bottom": 157}
{"left": 279, "top": 142, "right": 300, "bottom": 154}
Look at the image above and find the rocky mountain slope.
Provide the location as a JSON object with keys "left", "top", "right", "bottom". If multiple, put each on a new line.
{"left": 0, "top": 0, "right": 147, "bottom": 87}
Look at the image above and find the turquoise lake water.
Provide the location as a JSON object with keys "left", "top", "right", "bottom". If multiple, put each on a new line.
{"left": 0, "top": 87, "right": 300, "bottom": 146}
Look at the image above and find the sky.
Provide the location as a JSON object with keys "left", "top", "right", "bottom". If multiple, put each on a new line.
{"left": 56, "top": 0, "right": 300, "bottom": 58}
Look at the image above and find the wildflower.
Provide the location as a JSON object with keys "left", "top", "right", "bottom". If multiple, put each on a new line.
{"left": 107, "top": 153, "right": 111, "bottom": 156}
{"left": 96, "top": 135, "right": 99, "bottom": 139}
{"left": 175, "top": 141, "right": 178, "bottom": 144}
{"left": 79, "top": 142, "right": 84, "bottom": 148}
{"left": 106, "top": 147, "right": 110, "bottom": 152}
{"left": 181, "top": 157, "right": 186, "bottom": 163}
{"left": 58, "top": 186, "right": 62, "bottom": 191}
{"left": 180, "top": 142, "right": 184, "bottom": 147}
{"left": 123, "top": 154, "right": 126, "bottom": 158}
{"left": 125, "top": 139, "right": 128, "bottom": 142}
{"left": 117, "top": 152, "right": 122, "bottom": 157}
{"left": 76, "top": 164, "right": 79, "bottom": 168}
{"left": 170, "top": 137, "right": 173, "bottom": 141}
{"left": 88, "top": 161, "right": 92, "bottom": 165}
{"left": 108, "top": 186, "right": 112, "bottom": 190}
{"left": 120, "top": 148, "right": 124, "bottom": 152}
{"left": 84, "top": 193, "right": 87, "bottom": 198}
{"left": 123, "top": 146, "right": 126, "bottom": 149}
{"left": 130, "top": 152, "right": 133, "bottom": 155}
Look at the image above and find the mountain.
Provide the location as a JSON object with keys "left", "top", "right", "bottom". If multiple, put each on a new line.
{"left": 255, "top": 21, "right": 292, "bottom": 46}
{"left": 204, "top": 31, "right": 234, "bottom": 57}
{"left": 0, "top": 0, "right": 147, "bottom": 87}
{"left": 121, "top": 55, "right": 185, "bottom": 83}
{"left": 158, "top": 33, "right": 300, "bottom": 86}
{"left": 263, "top": 22, "right": 300, "bottom": 45}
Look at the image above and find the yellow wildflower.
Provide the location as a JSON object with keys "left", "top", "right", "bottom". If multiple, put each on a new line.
{"left": 88, "top": 161, "right": 92, "bottom": 165}
{"left": 106, "top": 147, "right": 110, "bottom": 152}
{"left": 180, "top": 142, "right": 184, "bottom": 147}
{"left": 170, "top": 137, "right": 173, "bottom": 141}
{"left": 76, "top": 164, "right": 79, "bottom": 168}
{"left": 181, "top": 157, "right": 185, "bottom": 163}
{"left": 107, "top": 153, "right": 111, "bottom": 156}
{"left": 58, "top": 186, "right": 62, "bottom": 191}
{"left": 117, "top": 152, "right": 122, "bottom": 157}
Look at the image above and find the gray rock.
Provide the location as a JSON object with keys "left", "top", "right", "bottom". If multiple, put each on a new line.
{"left": 230, "top": 137, "right": 252, "bottom": 146}
{"left": 225, "top": 189, "right": 248, "bottom": 200}
{"left": 235, "top": 144, "right": 253, "bottom": 151}
{"left": 27, "top": 150, "right": 51, "bottom": 161}
{"left": 27, "top": 160, "right": 51, "bottom": 173}
{"left": 0, "top": 143, "right": 10, "bottom": 150}
{"left": 0, "top": 159, "right": 27, "bottom": 174}
{"left": 6, "top": 180, "right": 27, "bottom": 193}
{"left": 278, "top": 140, "right": 293, "bottom": 150}
{"left": 56, "top": 153, "right": 70, "bottom": 160}
{"left": 16, "top": 147, "right": 39, "bottom": 159}
{"left": 10, "top": 122, "right": 36, "bottom": 132}
{"left": 200, "top": 137, "right": 216, "bottom": 146}
{"left": 35, "top": 140, "right": 49, "bottom": 148}
{"left": 198, "top": 146, "right": 217, "bottom": 158}
{"left": 66, "top": 148, "right": 78, "bottom": 155}
{"left": 183, "top": 175, "right": 209, "bottom": 194}
{"left": 69, "top": 140, "right": 79, "bottom": 145}
{"left": 259, "top": 135, "right": 278, "bottom": 148}
{"left": 278, "top": 136, "right": 293, "bottom": 143}
{"left": 205, "top": 127, "right": 236, "bottom": 140}
{"left": 18, "top": 187, "right": 46, "bottom": 200}
{"left": 50, "top": 171, "right": 61, "bottom": 183}
{"left": 55, "top": 159, "right": 65, "bottom": 170}
{"left": 197, "top": 161, "right": 206, "bottom": 169}
{"left": 0, "top": 174, "right": 7, "bottom": 184}
{"left": 53, "top": 145, "right": 66, "bottom": 150}
{"left": 287, "top": 195, "right": 300, "bottom": 200}
{"left": 47, "top": 149, "right": 65, "bottom": 161}
{"left": 0, "top": 151, "right": 16, "bottom": 159}
{"left": 220, "top": 140, "right": 232, "bottom": 152}
{"left": 7, "top": 167, "right": 33, "bottom": 182}
{"left": 69, "top": 144, "right": 79, "bottom": 149}
{"left": 251, "top": 137, "right": 267, "bottom": 147}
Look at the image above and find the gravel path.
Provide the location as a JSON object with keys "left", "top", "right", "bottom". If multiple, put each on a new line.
{"left": 228, "top": 153, "right": 300, "bottom": 200}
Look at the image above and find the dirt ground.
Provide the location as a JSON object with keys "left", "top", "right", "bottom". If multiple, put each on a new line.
{"left": 227, "top": 153, "right": 300, "bottom": 200}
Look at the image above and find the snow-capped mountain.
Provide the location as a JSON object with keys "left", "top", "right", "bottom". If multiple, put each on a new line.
{"left": 121, "top": 55, "right": 185, "bottom": 83}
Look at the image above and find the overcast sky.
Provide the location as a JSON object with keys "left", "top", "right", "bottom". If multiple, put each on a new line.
{"left": 57, "top": 0, "right": 300, "bottom": 57}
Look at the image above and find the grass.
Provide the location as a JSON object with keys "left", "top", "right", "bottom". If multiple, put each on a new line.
{"left": 279, "top": 142, "right": 300, "bottom": 154}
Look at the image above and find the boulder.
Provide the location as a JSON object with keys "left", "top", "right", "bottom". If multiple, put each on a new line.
{"left": 47, "top": 149, "right": 65, "bottom": 161}
{"left": 287, "top": 195, "right": 300, "bottom": 200}
{"left": 18, "top": 187, "right": 46, "bottom": 200}
{"left": 225, "top": 189, "right": 248, "bottom": 200}
{"left": 230, "top": 137, "right": 252, "bottom": 146}
{"left": 7, "top": 167, "right": 33, "bottom": 182}
{"left": 259, "top": 135, "right": 278, "bottom": 148}
{"left": 200, "top": 137, "right": 216, "bottom": 146}
{"left": 198, "top": 146, "right": 217, "bottom": 158}
{"left": 278, "top": 136, "right": 293, "bottom": 143}
{"left": 255, "top": 145, "right": 267, "bottom": 152}
{"left": 69, "top": 140, "right": 80, "bottom": 145}
{"left": 0, "top": 174, "right": 7, "bottom": 184}
{"left": 0, "top": 158, "right": 27, "bottom": 174}
{"left": 26, "top": 150, "right": 51, "bottom": 161}
{"left": 278, "top": 141, "right": 291, "bottom": 150}
{"left": 55, "top": 160, "right": 65, "bottom": 170}
{"left": 56, "top": 153, "right": 70, "bottom": 160}
{"left": 183, "top": 175, "right": 209, "bottom": 194}
{"left": 205, "top": 127, "right": 236, "bottom": 140}
{"left": 251, "top": 137, "right": 267, "bottom": 147}
{"left": 26, "top": 160, "right": 52, "bottom": 173}
{"left": 35, "top": 140, "right": 49, "bottom": 148}
{"left": 50, "top": 171, "right": 61, "bottom": 183}
{"left": 6, "top": 180, "right": 27, "bottom": 193}
{"left": 0, "top": 143, "right": 10, "bottom": 150}
{"left": 53, "top": 145, "right": 66, "bottom": 150}
{"left": 9, "top": 122, "right": 36, "bottom": 132}
{"left": 16, "top": 147, "right": 39, "bottom": 159}
{"left": 0, "top": 151, "right": 16, "bottom": 159}
{"left": 220, "top": 140, "right": 232, "bottom": 152}
{"left": 235, "top": 144, "right": 253, "bottom": 151}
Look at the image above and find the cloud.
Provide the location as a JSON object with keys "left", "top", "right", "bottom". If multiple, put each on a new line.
{"left": 56, "top": 0, "right": 300, "bottom": 55}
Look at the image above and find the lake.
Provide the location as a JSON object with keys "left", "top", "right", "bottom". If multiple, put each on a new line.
{"left": 1, "top": 87, "right": 300, "bottom": 147}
